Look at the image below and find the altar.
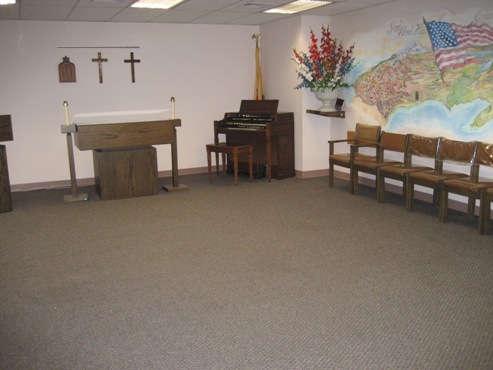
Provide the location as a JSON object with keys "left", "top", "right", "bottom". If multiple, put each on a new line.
{"left": 72, "top": 112, "right": 185, "bottom": 200}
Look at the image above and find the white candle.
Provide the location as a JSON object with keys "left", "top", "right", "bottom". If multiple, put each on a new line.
{"left": 63, "top": 101, "right": 70, "bottom": 125}
{"left": 171, "top": 97, "right": 175, "bottom": 119}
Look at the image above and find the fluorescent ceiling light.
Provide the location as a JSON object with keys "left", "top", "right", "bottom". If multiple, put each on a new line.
{"left": 264, "top": 0, "right": 332, "bottom": 14}
{"left": 131, "top": 0, "right": 185, "bottom": 10}
{"left": 0, "top": 0, "right": 16, "bottom": 5}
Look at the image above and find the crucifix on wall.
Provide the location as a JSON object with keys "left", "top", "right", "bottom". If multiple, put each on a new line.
{"left": 92, "top": 52, "right": 108, "bottom": 83}
{"left": 124, "top": 52, "right": 141, "bottom": 83}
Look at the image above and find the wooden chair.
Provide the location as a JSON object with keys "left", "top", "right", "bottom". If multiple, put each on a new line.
{"left": 206, "top": 143, "right": 253, "bottom": 185}
{"left": 351, "top": 131, "right": 406, "bottom": 196}
{"left": 328, "top": 123, "right": 381, "bottom": 193}
{"left": 439, "top": 142, "right": 493, "bottom": 229}
{"left": 479, "top": 187, "right": 493, "bottom": 235}
{"left": 377, "top": 134, "right": 438, "bottom": 203}
{"left": 406, "top": 138, "right": 476, "bottom": 213}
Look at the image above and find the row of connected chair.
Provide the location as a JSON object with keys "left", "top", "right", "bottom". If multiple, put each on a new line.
{"left": 328, "top": 123, "right": 493, "bottom": 235}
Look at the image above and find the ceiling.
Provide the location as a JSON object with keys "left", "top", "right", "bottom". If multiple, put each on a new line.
{"left": 0, "top": 0, "right": 396, "bottom": 26}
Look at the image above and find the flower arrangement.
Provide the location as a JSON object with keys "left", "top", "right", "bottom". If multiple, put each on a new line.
{"left": 293, "top": 25, "right": 355, "bottom": 92}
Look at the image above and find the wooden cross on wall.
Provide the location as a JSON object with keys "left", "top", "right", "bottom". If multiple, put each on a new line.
{"left": 92, "top": 52, "right": 108, "bottom": 84}
{"left": 124, "top": 52, "right": 141, "bottom": 83}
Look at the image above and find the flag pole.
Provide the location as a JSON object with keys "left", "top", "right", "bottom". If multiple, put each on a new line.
{"left": 252, "top": 33, "right": 264, "bottom": 100}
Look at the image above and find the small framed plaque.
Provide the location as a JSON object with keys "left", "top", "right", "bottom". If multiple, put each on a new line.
{"left": 59, "top": 56, "right": 76, "bottom": 83}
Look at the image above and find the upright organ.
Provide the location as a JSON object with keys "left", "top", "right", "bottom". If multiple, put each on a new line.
{"left": 214, "top": 100, "right": 295, "bottom": 180}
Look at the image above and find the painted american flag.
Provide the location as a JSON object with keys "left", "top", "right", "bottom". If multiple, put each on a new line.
{"left": 425, "top": 20, "right": 493, "bottom": 73}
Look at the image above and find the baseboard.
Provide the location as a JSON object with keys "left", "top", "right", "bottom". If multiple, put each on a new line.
{"left": 296, "top": 169, "right": 329, "bottom": 178}
{"left": 11, "top": 166, "right": 210, "bottom": 192}
{"left": 9, "top": 167, "right": 492, "bottom": 218}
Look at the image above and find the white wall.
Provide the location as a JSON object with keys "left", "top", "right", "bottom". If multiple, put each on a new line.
{"left": 261, "top": 15, "right": 346, "bottom": 175}
{"left": 260, "top": 16, "right": 303, "bottom": 172}
{"left": 0, "top": 20, "right": 258, "bottom": 186}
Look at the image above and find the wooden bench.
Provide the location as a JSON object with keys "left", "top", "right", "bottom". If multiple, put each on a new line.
{"left": 206, "top": 143, "right": 253, "bottom": 185}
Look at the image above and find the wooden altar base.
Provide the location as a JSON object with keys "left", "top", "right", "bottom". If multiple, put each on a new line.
{"left": 94, "top": 146, "right": 158, "bottom": 200}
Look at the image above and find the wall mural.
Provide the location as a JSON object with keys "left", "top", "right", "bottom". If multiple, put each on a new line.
{"left": 349, "top": 8, "right": 493, "bottom": 142}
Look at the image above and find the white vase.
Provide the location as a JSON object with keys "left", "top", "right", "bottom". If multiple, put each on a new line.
{"left": 314, "top": 89, "right": 339, "bottom": 112}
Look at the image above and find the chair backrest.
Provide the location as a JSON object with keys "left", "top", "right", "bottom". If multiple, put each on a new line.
{"left": 378, "top": 131, "right": 407, "bottom": 161}
{"left": 380, "top": 132, "right": 407, "bottom": 152}
{"left": 438, "top": 138, "right": 476, "bottom": 164}
{"left": 354, "top": 123, "right": 381, "bottom": 144}
{"left": 405, "top": 134, "right": 440, "bottom": 167}
{"left": 436, "top": 138, "right": 477, "bottom": 177}
{"left": 476, "top": 142, "right": 493, "bottom": 168}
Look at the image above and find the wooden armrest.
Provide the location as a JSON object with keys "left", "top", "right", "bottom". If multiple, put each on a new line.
{"left": 350, "top": 142, "right": 379, "bottom": 160}
{"left": 329, "top": 139, "right": 356, "bottom": 155}
{"left": 328, "top": 138, "right": 355, "bottom": 144}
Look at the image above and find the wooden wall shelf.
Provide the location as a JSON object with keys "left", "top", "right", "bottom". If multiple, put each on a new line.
{"left": 307, "top": 109, "right": 345, "bottom": 118}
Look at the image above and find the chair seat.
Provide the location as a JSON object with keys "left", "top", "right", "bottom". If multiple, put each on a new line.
{"left": 410, "top": 170, "right": 468, "bottom": 184}
{"left": 378, "top": 164, "right": 432, "bottom": 176}
{"left": 329, "top": 153, "right": 373, "bottom": 165}
{"left": 353, "top": 157, "right": 401, "bottom": 170}
{"left": 443, "top": 177, "right": 493, "bottom": 192}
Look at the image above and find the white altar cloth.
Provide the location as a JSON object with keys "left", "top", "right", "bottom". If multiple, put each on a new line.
{"left": 73, "top": 109, "right": 170, "bottom": 125}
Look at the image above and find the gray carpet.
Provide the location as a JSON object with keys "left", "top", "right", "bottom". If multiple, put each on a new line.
{"left": 1, "top": 174, "right": 492, "bottom": 369}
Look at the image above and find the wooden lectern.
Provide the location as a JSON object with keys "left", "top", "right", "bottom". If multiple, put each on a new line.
{"left": 0, "top": 115, "right": 13, "bottom": 213}
{"left": 74, "top": 119, "right": 187, "bottom": 200}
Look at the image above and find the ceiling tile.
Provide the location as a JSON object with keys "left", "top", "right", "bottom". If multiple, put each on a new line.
{"left": 68, "top": 6, "right": 123, "bottom": 21}
{"left": 20, "top": 5, "right": 73, "bottom": 21}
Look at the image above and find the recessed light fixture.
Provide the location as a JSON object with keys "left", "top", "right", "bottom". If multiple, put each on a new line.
{"left": 131, "top": 0, "right": 185, "bottom": 10}
{"left": 264, "top": 0, "right": 333, "bottom": 14}
{"left": 0, "top": 0, "right": 16, "bottom": 5}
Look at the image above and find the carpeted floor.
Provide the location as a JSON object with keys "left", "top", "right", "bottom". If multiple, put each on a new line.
{"left": 1, "top": 174, "right": 492, "bottom": 369}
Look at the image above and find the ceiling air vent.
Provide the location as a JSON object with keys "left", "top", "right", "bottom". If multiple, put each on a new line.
{"left": 243, "top": 2, "right": 273, "bottom": 9}
{"left": 92, "top": 0, "right": 127, "bottom": 3}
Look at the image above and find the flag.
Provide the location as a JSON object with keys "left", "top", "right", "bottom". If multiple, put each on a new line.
{"left": 424, "top": 20, "right": 493, "bottom": 73}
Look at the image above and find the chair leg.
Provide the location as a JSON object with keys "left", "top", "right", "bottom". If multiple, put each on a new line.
{"left": 233, "top": 148, "right": 238, "bottom": 185}
{"left": 432, "top": 188, "right": 438, "bottom": 207}
{"left": 329, "top": 164, "right": 334, "bottom": 187}
{"left": 479, "top": 191, "right": 491, "bottom": 234}
{"left": 485, "top": 201, "right": 491, "bottom": 235}
{"left": 439, "top": 189, "right": 448, "bottom": 223}
{"left": 466, "top": 197, "right": 475, "bottom": 221}
{"left": 350, "top": 169, "right": 357, "bottom": 195}
{"left": 222, "top": 153, "right": 227, "bottom": 178}
{"left": 215, "top": 152, "right": 220, "bottom": 176}
{"left": 406, "top": 178, "right": 413, "bottom": 212}
{"left": 248, "top": 147, "right": 253, "bottom": 182}
{"left": 377, "top": 174, "right": 385, "bottom": 203}
{"left": 207, "top": 148, "right": 212, "bottom": 182}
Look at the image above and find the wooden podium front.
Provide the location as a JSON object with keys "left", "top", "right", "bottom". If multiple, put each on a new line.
{"left": 0, "top": 115, "right": 13, "bottom": 213}
{"left": 74, "top": 119, "right": 182, "bottom": 200}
